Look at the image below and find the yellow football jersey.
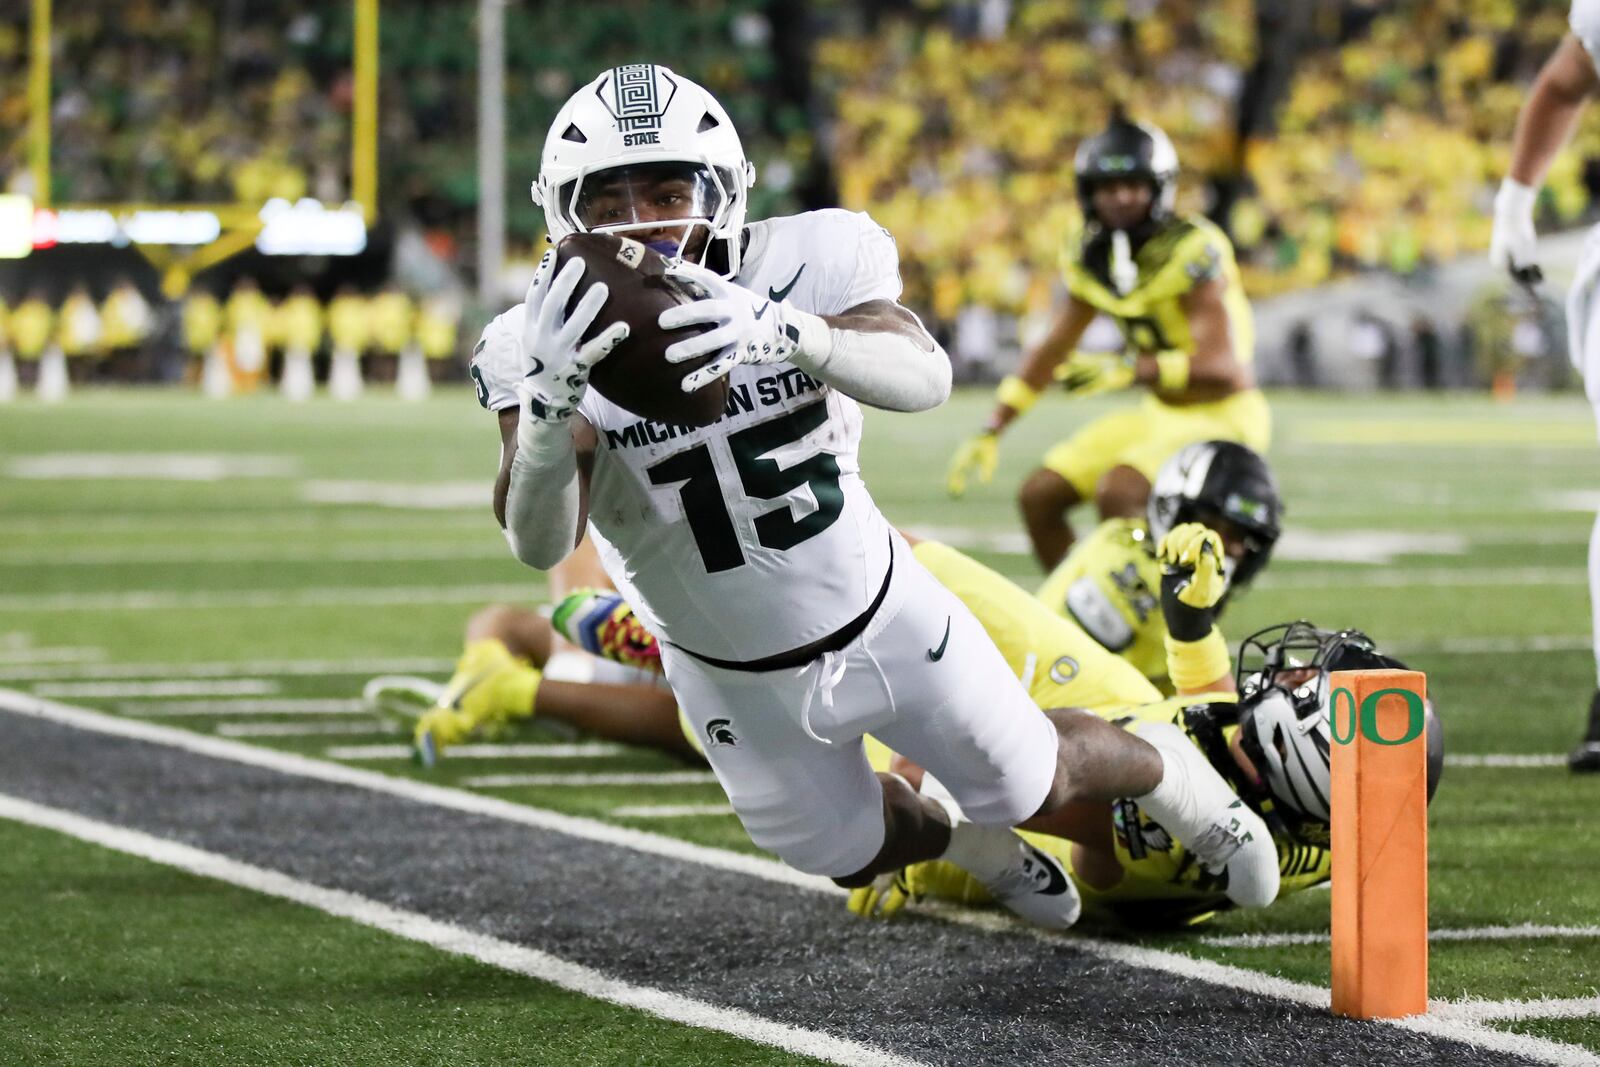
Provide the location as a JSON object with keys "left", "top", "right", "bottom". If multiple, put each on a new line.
{"left": 1035, "top": 518, "right": 1169, "bottom": 692}
{"left": 911, "top": 540, "right": 1160, "bottom": 713}
{"left": 1063, "top": 214, "right": 1254, "bottom": 362}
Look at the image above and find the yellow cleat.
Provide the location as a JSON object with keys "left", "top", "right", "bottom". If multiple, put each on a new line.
{"left": 409, "top": 638, "right": 540, "bottom": 766}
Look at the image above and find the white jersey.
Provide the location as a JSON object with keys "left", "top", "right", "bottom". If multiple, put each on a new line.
{"left": 474, "top": 209, "right": 907, "bottom": 660}
{"left": 1575, "top": 0, "right": 1600, "bottom": 65}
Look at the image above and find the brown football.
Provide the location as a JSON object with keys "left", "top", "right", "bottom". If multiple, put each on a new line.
{"left": 555, "top": 232, "right": 728, "bottom": 427}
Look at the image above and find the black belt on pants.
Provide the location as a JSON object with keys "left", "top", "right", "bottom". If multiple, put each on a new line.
{"left": 676, "top": 535, "right": 896, "bottom": 673}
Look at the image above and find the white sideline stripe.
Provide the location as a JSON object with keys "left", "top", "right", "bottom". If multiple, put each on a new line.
{"left": 0, "top": 583, "right": 538, "bottom": 613}
{"left": 1447, "top": 754, "right": 1567, "bottom": 768}
{"left": 1436, "top": 997, "right": 1600, "bottom": 1023}
{"left": 327, "top": 742, "right": 626, "bottom": 761}
{"left": 1, "top": 690, "right": 1593, "bottom": 1067}
{"left": 0, "top": 513, "right": 490, "bottom": 535}
{"left": 129, "top": 699, "right": 370, "bottom": 718}
{"left": 0, "top": 655, "right": 459, "bottom": 683}
{"left": 613, "top": 804, "right": 737, "bottom": 819}
{"left": 0, "top": 542, "right": 506, "bottom": 566}
{"left": 34, "top": 678, "right": 279, "bottom": 699}
{"left": 0, "top": 793, "right": 922, "bottom": 1067}
{"left": 217, "top": 721, "right": 399, "bottom": 738}
{"left": 1202, "top": 924, "right": 1600, "bottom": 949}
{"left": 464, "top": 772, "right": 718, "bottom": 789}
{"left": 0, "top": 646, "right": 106, "bottom": 665}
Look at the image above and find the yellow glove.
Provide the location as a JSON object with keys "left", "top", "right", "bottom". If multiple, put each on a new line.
{"left": 946, "top": 432, "right": 998, "bottom": 498}
{"left": 1158, "top": 522, "right": 1228, "bottom": 611}
{"left": 413, "top": 706, "right": 478, "bottom": 767}
{"left": 847, "top": 869, "right": 917, "bottom": 920}
{"left": 1055, "top": 351, "right": 1136, "bottom": 398}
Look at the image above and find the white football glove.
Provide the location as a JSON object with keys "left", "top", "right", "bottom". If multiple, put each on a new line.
{"left": 1489, "top": 178, "right": 1542, "bottom": 286}
{"left": 518, "top": 252, "right": 630, "bottom": 422}
{"left": 657, "top": 258, "right": 810, "bottom": 393}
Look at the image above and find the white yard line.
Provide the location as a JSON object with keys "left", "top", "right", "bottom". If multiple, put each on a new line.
{"left": 463, "top": 772, "right": 719, "bottom": 789}
{"left": 0, "top": 655, "right": 458, "bottom": 683}
{"left": 1202, "top": 924, "right": 1600, "bottom": 949}
{"left": 612, "top": 804, "right": 737, "bottom": 819}
{"left": 1, "top": 689, "right": 1593, "bottom": 1067}
{"left": 0, "top": 793, "right": 922, "bottom": 1067}
{"left": 131, "top": 699, "right": 371, "bottom": 718}
{"left": 1446, "top": 754, "right": 1568, "bottom": 768}
{"left": 0, "top": 542, "right": 507, "bottom": 566}
{"left": 0, "top": 583, "right": 539, "bottom": 613}
{"left": 34, "top": 679, "right": 279, "bottom": 699}
{"left": 1399, "top": 635, "right": 1592, "bottom": 655}
{"left": 217, "top": 721, "right": 399, "bottom": 738}
{"left": 327, "top": 742, "right": 626, "bottom": 761}
{"left": 0, "top": 646, "right": 106, "bottom": 665}
{"left": 1261, "top": 567, "right": 1584, "bottom": 590}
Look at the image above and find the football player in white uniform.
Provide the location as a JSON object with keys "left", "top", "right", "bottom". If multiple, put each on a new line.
{"left": 471, "top": 63, "right": 1280, "bottom": 926}
{"left": 1490, "top": 1, "right": 1600, "bottom": 772}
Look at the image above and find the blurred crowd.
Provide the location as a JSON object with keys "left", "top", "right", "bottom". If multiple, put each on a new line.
{"left": 816, "top": 0, "right": 1600, "bottom": 324}
{"left": 0, "top": 279, "right": 462, "bottom": 384}
{"left": 3, "top": 0, "right": 1598, "bottom": 388}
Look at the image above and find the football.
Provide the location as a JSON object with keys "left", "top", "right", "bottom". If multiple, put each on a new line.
{"left": 555, "top": 232, "right": 729, "bottom": 427}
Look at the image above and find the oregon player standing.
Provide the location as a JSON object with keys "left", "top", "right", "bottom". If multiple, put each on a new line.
{"left": 947, "top": 115, "right": 1270, "bottom": 572}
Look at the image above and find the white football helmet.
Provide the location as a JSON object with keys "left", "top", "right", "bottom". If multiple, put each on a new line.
{"left": 532, "top": 64, "right": 756, "bottom": 277}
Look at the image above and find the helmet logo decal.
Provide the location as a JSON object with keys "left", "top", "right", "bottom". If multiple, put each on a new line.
{"left": 603, "top": 64, "right": 677, "bottom": 145}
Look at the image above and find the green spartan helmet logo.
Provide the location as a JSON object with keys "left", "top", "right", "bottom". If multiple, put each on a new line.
{"left": 705, "top": 718, "right": 738, "bottom": 747}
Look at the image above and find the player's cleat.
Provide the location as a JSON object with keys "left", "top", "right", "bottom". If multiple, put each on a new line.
{"left": 942, "top": 822, "right": 1082, "bottom": 930}
{"left": 848, "top": 869, "right": 917, "bottom": 920}
{"left": 1570, "top": 690, "right": 1600, "bottom": 774}
{"left": 1133, "top": 721, "right": 1280, "bottom": 908}
{"left": 979, "top": 839, "right": 1082, "bottom": 929}
{"left": 403, "top": 638, "right": 541, "bottom": 764}
{"left": 550, "top": 588, "right": 662, "bottom": 671}
{"left": 363, "top": 675, "right": 445, "bottom": 726}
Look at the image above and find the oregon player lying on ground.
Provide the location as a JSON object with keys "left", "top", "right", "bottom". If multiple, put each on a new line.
{"left": 1036, "top": 438, "right": 1281, "bottom": 693}
{"left": 369, "top": 522, "right": 1439, "bottom": 927}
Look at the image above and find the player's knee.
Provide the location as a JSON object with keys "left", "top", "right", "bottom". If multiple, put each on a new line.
{"left": 736, "top": 797, "right": 883, "bottom": 878}
{"left": 1018, "top": 468, "right": 1077, "bottom": 522}
{"left": 1094, "top": 465, "right": 1151, "bottom": 520}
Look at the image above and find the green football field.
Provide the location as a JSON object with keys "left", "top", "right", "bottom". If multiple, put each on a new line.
{"left": 1, "top": 387, "right": 1598, "bottom": 1064}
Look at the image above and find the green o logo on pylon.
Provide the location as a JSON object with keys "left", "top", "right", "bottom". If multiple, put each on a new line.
{"left": 1330, "top": 687, "right": 1359, "bottom": 745}
{"left": 1360, "top": 688, "right": 1426, "bottom": 746}
{"left": 1330, "top": 686, "right": 1425, "bottom": 746}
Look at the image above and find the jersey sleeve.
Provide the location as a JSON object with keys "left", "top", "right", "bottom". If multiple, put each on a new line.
{"left": 823, "top": 210, "right": 903, "bottom": 313}
{"left": 1575, "top": 0, "right": 1600, "bottom": 64}
{"left": 469, "top": 303, "right": 525, "bottom": 412}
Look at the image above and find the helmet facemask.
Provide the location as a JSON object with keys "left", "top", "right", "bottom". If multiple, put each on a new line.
{"left": 551, "top": 160, "right": 741, "bottom": 265}
{"left": 1234, "top": 622, "right": 1405, "bottom": 846}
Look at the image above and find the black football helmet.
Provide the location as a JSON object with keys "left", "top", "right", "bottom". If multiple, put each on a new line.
{"left": 1228, "top": 621, "right": 1444, "bottom": 847}
{"left": 1147, "top": 441, "right": 1282, "bottom": 588}
{"left": 1074, "top": 114, "right": 1179, "bottom": 230}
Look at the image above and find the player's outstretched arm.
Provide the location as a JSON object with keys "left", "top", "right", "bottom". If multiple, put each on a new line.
{"left": 1492, "top": 34, "right": 1600, "bottom": 279}
{"left": 1157, "top": 522, "right": 1236, "bottom": 697}
{"left": 946, "top": 297, "right": 1095, "bottom": 497}
{"left": 660, "top": 257, "right": 953, "bottom": 413}
{"left": 492, "top": 253, "right": 626, "bottom": 570}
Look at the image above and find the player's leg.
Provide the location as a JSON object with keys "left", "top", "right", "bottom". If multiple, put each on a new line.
{"left": 1569, "top": 279, "right": 1600, "bottom": 772}
{"left": 870, "top": 558, "right": 1279, "bottom": 910}
{"left": 1093, "top": 464, "right": 1152, "bottom": 520}
{"left": 1026, "top": 407, "right": 1149, "bottom": 570}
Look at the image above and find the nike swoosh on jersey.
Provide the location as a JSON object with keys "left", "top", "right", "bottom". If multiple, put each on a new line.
{"left": 768, "top": 264, "right": 806, "bottom": 303}
{"left": 525, "top": 358, "right": 544, "bottom": 377}
{"left": 926, "top": 617, "right": 951, "bottom": 662}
